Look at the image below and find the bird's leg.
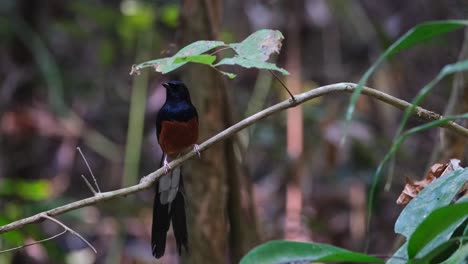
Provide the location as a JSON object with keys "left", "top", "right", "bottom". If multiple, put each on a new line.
{"left": 193, "top": 144, "right": 201, "bottom": 158}
{"left": 163, "top": 155, "right": 171, "bottom": 174}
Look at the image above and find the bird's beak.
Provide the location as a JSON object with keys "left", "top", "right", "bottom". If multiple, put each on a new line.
{"left": 162, "top": 83, "right": 170, "bottom": 89}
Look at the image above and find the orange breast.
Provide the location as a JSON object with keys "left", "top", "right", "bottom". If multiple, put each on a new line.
{"left": 158, "top": 117, "right": 199, "bottom": 157}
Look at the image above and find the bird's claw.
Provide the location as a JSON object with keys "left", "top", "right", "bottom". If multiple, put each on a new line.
{"left": 163, "top": 159, "right": 171, "bottom": 174}
{"left": 194, "top": 144, "right": 201, "bottom": 158}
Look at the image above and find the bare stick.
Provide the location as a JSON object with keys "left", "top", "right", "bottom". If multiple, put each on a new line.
{"left": 0, "top": 230, "right": 67, "bottom": 254}
{"left": 77, "top": 147, "right": 101, "bottom": 193}
{"left": 41, "top": 214, "right": 97, "bottom": 254}
{"left": 0, "top": 83, "right": 467, "bottom": 235}
{"left": 80, "top": 174, "right": 97, "bottom": 195}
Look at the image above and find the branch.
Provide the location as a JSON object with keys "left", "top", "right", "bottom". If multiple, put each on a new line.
{"left": 77, "top": 147, "right": 101, "bottom": 194}
{"left": 0, "top": 230, "right": 67, "bottom": 254}
{"left": 0, "top": 214, "right": 96, "bottom": 254}
{"left": 41, "top": 214, "right": 97, "bottom": 253}
{"left": 0, "top": 82, "right": 467, "bottom": 235}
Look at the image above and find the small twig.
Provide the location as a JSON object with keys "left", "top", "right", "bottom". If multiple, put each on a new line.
{"left": 77, "top": 147, "right": 101, "bottom": 193}
{"left": 80, "top": 174, "right": 97, "bottom": 195}
{"left": 269, "top": 70, "right": 295, "bottom": 101}
{"left": 0, "top": 230, "right": 67, "bottom": 254}
{"left": 41, "top": 214, "right": 97, "bottom": 254}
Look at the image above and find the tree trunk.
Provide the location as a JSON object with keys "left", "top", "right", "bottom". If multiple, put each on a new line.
{"left": 180, "top": 0, "right": 259, "bottom": 263}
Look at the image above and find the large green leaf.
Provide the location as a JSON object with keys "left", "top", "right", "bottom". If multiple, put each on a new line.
{"left": 407, "top": 202, "right": 468, "bottom": 259}
{"left": 345, "top": 20, "right": 468, "bottom": 134}
{"left": 240, "top": 240, "right": 384, "bottom": 264}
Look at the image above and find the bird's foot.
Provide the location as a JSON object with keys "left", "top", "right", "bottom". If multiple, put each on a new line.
{"left": 163, "top": 158, "right": 171, "bottom": 174}
{"left": 194, "top": 144, "right": 201, "bottom": 158}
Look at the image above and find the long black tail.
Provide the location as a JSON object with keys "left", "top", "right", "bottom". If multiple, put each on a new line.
{"left": 151, "top": 165, "right": 188, "bottom": 258}
{"left": 151, "top": 185, "right": 170, "bottom": 258}
{"left": 170, "top": 177, "right": 188, "bottom": 255}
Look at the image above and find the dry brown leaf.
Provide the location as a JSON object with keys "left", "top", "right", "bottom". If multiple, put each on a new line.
{"left": 396, "top": 159, "right": 463, "bottom": 205}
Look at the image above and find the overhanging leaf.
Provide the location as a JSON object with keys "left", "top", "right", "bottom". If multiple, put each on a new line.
{"left": 131, "top": 29, "right": 288, "bottom": 77}
{"left": 215, "top": 29, "right": 289, "bottom": 74}
{"left": 228, "top": 29, "right": 284, "bottom": 61}
{"left": 240, "top": 240, "right": 384, "bottom": 264}
{"left": 407, "top": 202, "right": 468, "bottom": 259}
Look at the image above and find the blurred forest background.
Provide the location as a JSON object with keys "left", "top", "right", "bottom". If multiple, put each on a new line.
{"left": 0, "top": 0, "right": 467, "bottom": 263}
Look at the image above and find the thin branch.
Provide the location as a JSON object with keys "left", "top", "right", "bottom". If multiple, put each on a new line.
{"left": 41, "top": 214, "right": 97, "bottom": 254}
{"left": 77, "top": 147, "right": 101, "bottom": 193}
{"left": 80, "top": 174, "right": 97, "bottom": 195}
{"left": 0, "top": 83, "right": 467, "bottom": 235}
{"left": 0, "top": 230, "right": 67, "bottom": 254}
{"left": 269, "top": 69, "right": 295, "bottom": 101}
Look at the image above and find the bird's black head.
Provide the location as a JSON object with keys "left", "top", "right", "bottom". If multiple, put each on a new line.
{"left": 162, "top": 81, "right": 192, "bottom": 102}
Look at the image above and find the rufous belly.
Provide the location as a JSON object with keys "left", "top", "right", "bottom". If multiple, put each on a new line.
{"left": 158, "top": 117, "right": 199, "bottom": 157}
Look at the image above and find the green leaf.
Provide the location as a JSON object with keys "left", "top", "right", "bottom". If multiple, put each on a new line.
{"left": 173, "top": 54, "right": 216, "bottom": 65}
{"left": 133, "top": 40, "right": 225, "bottom": 73}
{"left": 215, "top": 57, "right": 289, "bottom": 75}
{"left": 407, "top": 202, "right": 468, "bottom": 259}
{"left": 229, "top": 29, "right": 284, "bottom": 61}
{"left": 386, "top": 21, "right": 467, "bottom": 57}
{"left": 345, "top": 20, "right": 468, "bottom": 137}
{"left": 240, "top": 240, "right": 384, "bottom": 264}
{"left": 132, "top": 29, "right": 288, "bottom": 76}
{"left": 215, "top": 29, "right": 289, "bottom": 74}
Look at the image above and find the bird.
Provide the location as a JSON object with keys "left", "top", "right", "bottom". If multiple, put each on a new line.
{"left": 152, "top": 80, "right": 199, "bottom": 259}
